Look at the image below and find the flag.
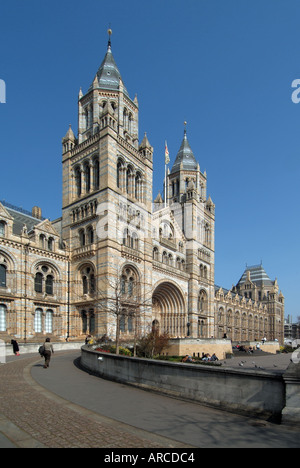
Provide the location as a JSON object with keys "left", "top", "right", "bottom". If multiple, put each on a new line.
{"left": 165, "top": 141, "right": 170, "bottom": 165}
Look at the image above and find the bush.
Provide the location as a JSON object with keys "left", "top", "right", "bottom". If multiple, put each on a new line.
{"left": 95, "top": 345, "right": 132, "bottom": 356}
{"left": 137, "top": 331, "right": 170, "bottom": 358}
{"left": 110, "top": 345, "right": 132, "bottom": 356}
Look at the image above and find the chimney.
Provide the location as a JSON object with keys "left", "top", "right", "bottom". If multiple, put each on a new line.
{"left": 32, "top": 206, "right": 42, "bottom": 220}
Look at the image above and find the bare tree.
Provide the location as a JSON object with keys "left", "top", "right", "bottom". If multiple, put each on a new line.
{"left": 92, "top": 267, "right": 153, "bottom": 355}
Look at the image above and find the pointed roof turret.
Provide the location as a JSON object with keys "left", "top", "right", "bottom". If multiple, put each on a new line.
{"left": 171, "top": 123, "right": 198, "bottom": 174}
{"left": 88, "top": 29, "right": 129, "bottom": 97}
{"left": 62, "top": 124, "right": 76, "bottom": 143}
{"left": 139, "top": 132, "right": 152, "bottom": 150}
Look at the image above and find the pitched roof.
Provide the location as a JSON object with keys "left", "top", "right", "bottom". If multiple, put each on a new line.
{"left": 0, "top": 201, "right": 44, "bottom": 235}
{"left": 237, "top": 264, "right": 274, "bottom": 287}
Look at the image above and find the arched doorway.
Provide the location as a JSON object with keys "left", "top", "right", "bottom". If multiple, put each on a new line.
{"left": 152, "top": 282, "right": 186, "bottom": 337}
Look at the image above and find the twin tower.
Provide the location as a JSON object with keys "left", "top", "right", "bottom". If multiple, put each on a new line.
{"left": 61, "top": 32, "right": 216, "bottom": 340}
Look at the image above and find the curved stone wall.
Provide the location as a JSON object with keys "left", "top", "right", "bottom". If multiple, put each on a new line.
{"left": 81, "top": 346, "right": 285, "bottom": 422}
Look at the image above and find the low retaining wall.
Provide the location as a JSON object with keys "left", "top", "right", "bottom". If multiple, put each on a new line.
{"left": 166, "top": 338, "right": 233, "bottom": 359}
{"left": 4, "top": 341, "right": 83, "bottom": 357}
{"left": 81, "top": 346, "right": 285, "bottom": 422}
{"left": 233, "top": 341, "right": 280, "bottom": 354}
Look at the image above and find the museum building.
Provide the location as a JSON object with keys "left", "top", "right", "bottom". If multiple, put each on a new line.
{"left": 0, "top": 35, "right": 285, "bottom": 345}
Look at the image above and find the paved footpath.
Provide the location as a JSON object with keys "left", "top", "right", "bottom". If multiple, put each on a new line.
{"left": 0, "top": 350, "right": 299, "bottom": 448}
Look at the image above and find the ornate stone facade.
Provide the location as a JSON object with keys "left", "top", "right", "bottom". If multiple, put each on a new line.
{"left": 0, "top": 36, "right": 284, "bottom": 344}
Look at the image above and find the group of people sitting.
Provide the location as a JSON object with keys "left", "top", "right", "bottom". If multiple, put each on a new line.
{"left": 182, "top": 353, "right": 219, "bottom": 363}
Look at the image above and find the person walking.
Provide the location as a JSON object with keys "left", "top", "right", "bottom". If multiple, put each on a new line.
{"left": 43, "top": 338, "right": 54, "bottom": 368}
{"left": 11, "top": 339, "right": 20, "bottom": 356}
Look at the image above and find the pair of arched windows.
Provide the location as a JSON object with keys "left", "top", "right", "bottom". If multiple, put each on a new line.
{"left": 75, "top": 158, "right": 100, "bottom": 198}
{"left": 81, "top": 266, "right": 95, "bottom": 295}
{"left": 123, "top": 229, "right": 138, "bottom": 250}
{"left": 120, "top": 311, "right": 134, "bottom": 333}
{"left": 81, "top": 310, "right": 95, "bottom": 334}
{"left": 34, "top": 266, "right": 55, "bottom": 295}
{"left": 34, "top": 308, "right": 53, "bottom": 334}
{"left": 117, "top": 160, "right": 143, "bottom": 201}
{"left": 39, "top": 235, "right": 54, "bottom": 251}
{"left": 79, "top": 226, "right": 94, "bottom": 247}
{"left": 200, "top": 264, "right": 208, "bottom": 279}
{"left": 120, "top": 267, "right": 138, "bottom": 299}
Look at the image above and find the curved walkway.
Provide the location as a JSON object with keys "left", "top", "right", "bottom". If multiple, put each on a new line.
{"left": 0, "top": 351, "right": 299, "bottom": 448}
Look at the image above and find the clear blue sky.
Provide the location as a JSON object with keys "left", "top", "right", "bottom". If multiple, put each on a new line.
{"left": 0, "top": 0, "right": 299, "bottom": 320}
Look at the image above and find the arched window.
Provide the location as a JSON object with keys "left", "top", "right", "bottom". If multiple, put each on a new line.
{"left": 48, "top": 237, "right": 54, "bottom": 251}
{"left": 128, "top": 277, "right": 134, "bottom": 297}
{"left": 75, "top": 167, "right": 82, "bottom": 197}
{"left": 135, "top": 172, "right": 142, "bottom": 200}
{"left": 120, "top": 267, "right": 139, "bottom": 299}
{"left": 128, "top": 312, "right": 134, "bottom": 332}
{"left": 0, "top": 264, "right": 6, "bottom": 288}
{"left": 87, "top": 227, "right": 94, "bottom": 244}
{"left": 45, "top": 310, "right": 53, "bottom": 334}
{"left": 79, "top": 229, "right": 86, "bottom": 247}
{"left": 126, "top": 167, "right": 132, "bottom": 195}
{"left": 39, "top": 234, "right": 45, "bottom": 249}
{"left": 93, "top": 159, "right": 100, "bottom": 190}
{"left": 81, "top": 266, "right": 96, "bottom": 296}
{"left": 34, "top": 265, "right": 56, "bottom": 295}
{"left": 0, "top": 304, "right": 7, "bottom": 331}
{"left": 89, "top": 311, "right": 95, "bottom": 334}
{"left": 121, "top": 276, "right": 126, "bottom": 295}
{"left": 83, "top": 276, "right": 88, "bottom": 295}
{"left": 0, "top": 222, "right": 5, "bottom": 237}
{"left": 198, "top": 290, "right": 208, "bottom": 314}
{"left": 90, "top": 274, "right": 95, "bottom": 294}
{"left": 84, "top": 108, "right": 89, "bottom": 129}
{"left": 131, "top": 232, "right": 138, "bottom": 250}
{"left": 117, "top": 160, "right": 122, "bottom": 189}
{"left": 84, "top": 163, "right": 91, "bottom": 193}
{"left": 45, "top": 275, "right": 54, "bottom": 295}
{"left": 82, "top": 311, "right": 87, "bottom": 334}
{"left": 35, "top": 272, "right": 43, "bottom": 293}
{"left": 153, "top": 247, "right": 159, "bottom": 261}
{"left": 34, "top": 308, "right": 43, "bottom": 333}
{"left": 120, "top": 313, "right": 126, "bottom": 332}
{"left": 162, "top": 251, "right": 168, "bottom": 264}
{"left": 204, "top": 223, "right": 210, "bottom": 245}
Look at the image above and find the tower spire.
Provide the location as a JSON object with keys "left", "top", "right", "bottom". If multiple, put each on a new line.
{"left": 107, "top": 27, "right": 112, "bottom": 48}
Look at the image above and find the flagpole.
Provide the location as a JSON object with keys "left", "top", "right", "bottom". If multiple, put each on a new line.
{"left": 164, "top": 140, "right": 170, "bottom": 208}
{"left": 164, "top": 163, "right": 167, "bottom": 208}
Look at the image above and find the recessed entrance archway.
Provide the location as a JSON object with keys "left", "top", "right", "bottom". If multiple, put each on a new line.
{"left": 152, "top": 281, "right": 187, "bottom": 337}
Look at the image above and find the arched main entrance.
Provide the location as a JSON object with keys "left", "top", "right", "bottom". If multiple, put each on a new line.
{"left": 152, "top": 281, "right": 187, "bottom": 338}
